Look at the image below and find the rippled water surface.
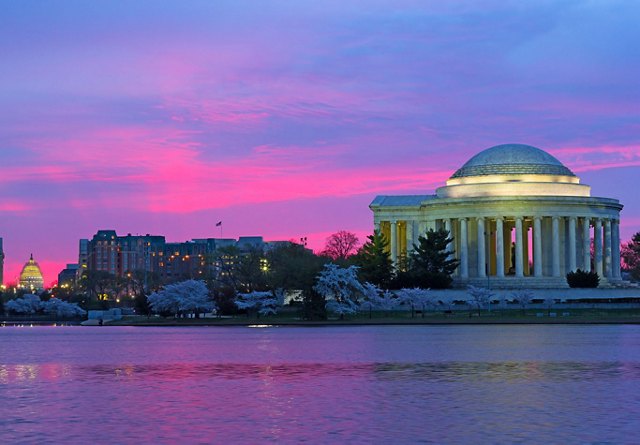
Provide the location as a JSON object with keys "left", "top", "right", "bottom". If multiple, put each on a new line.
{"left": 1, "top": 325, "right": 640, "bottom": 444}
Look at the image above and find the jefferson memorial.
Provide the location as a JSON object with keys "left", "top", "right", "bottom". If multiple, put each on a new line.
{"left": 370, "top": 144, "right": 623, "bottom": 288}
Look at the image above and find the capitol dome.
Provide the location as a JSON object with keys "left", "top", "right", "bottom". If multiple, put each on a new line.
{"left": 451, "top": 144, "right": 576, "bottom": 178}
{"left": 19, "top": 254, "right": 44, "bottom": 290}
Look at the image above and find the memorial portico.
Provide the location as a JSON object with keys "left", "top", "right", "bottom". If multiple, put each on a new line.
{"left": 370, "top": 144, "right": 624, "bottom": 288}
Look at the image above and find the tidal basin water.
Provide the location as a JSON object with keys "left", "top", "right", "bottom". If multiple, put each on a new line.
{"left": 1, "top": 325, "right": 640, "bottom": 444}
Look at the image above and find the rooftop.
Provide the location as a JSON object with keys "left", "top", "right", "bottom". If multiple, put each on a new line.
{"left": 451, "top": 144, "right": 575, "bottom": 178}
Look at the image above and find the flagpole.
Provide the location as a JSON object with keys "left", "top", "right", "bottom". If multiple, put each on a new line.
{"left": 216, "top": 221, "right": 223, "bottom": 238}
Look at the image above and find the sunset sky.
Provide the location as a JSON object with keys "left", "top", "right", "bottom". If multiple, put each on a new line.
{"left": 1, "top": 0, "right": 639, "bottom": 285}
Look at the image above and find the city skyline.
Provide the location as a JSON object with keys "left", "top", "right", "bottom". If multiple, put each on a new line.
{"left": 1, "top": 1, "right": 639, "bottom": 284}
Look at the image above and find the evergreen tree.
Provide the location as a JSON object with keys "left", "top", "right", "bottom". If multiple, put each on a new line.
{"left": 408, "top": 228, "right": 459, "bottom": 289}
{"left": 353, "top": 231, "right": 395, "bottom": 289}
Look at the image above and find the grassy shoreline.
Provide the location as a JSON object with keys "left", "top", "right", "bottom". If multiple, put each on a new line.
{"left": 106, "top": 309, "right": 640, "bottom": 326}
{"left": 106, "top": 318, "right": 640, "bottom": 326}
{"left": 4, "top": 309, "right": 640, "bottom": 326}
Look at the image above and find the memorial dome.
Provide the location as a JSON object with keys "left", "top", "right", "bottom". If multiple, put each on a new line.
{"left": 370, "top": 142, "right": 623, "bottom": 289}
{"left": 19, "top": 254, "right": 45, "bottom": 290}
{"left": 451, "top": 144, "right": 576, "bottom": 179}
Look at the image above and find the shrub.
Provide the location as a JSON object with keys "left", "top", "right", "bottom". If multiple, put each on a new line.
{"left": 566, "top": 269, "right": 599, "bottom": 288}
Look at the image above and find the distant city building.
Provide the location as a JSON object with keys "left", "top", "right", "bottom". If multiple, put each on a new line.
{"left": 78, "top": 238, "right": 88, "bottom": 273}
{"left": 79, "top": 231, "right": 291, "bottom": 284}
{"left": 58, "top": 264, "right": 80, "bottom": 287}
{"left": 19, "top": 254, "right": 45, "bottom": 291}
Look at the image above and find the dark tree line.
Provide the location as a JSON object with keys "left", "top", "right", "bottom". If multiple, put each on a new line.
{"left": 24, "top": 228, "right": 459, "bottom": 318}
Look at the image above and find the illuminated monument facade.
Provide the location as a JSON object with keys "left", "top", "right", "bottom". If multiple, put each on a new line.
{"left": 370, "top": 144, "right": 623, "bottom": 288}
{"left": 19, "top": 254, "right": 45, "bottom": 291}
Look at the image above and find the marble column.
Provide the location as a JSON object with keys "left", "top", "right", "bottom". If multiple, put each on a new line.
{"left": 496, "top": 218, "right": 505, "bottom": 278}
{"left": 477, "top": 217, "right": 486, "bottom": 278}
{"left": 582, "top": 217, "right": 591, "bottom": 272}
{"left": 612, "top": 219, "right": 621, "bottom": 279}
{"left": 568, "top": 216, "right": 577, "bottom": 272}
{"left": 460, "top": 218, "right": 468, "bottom": 279}
{"left": 552, "top": 216, "right": 561, "bottom": 277}
{"left": 594, "top": 219, "right": 603, "bottom": 277}
{"left": 533, "top": 216, "right": 542, "bottom": 277}
{"left": 444, "top": 218, "right": 453, "bottom": 259}
{"left": 604, "top": 219, "right": 612, "bottom": 279}
{"left": 374, "top": 221, "right": 381, "bottom": 233}
{"left": 406, "top": 220, "right": 414, "bottom": 253}
{"left": 390, "top": 220, "right": 398, "bottom": 264}
{"left": 418, "top": 221, "right": 427, "bottom": 238}
{"left": 515, "top": 217, "right": 524, "bottom": 278}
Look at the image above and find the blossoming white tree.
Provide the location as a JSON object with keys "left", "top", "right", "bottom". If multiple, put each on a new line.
{"left": 512, "top": 290, "right": 533, "bottom": 315}
{"left": 5, "top": 294, "right": 43, "bottom": 314}
{"left": 544, "top": 296, "right": 555, "bottom": 316}
{"left": 42, "top": 298, "right": 87, "bottom": 317}
{"left": 5, "top": 294, "right": 85, "bottom": 317}
{"left": 467, "top": 285, "right": 494, "bottom": 315}
{"left": 314, "top": 264, "right": 370, "bottom": 318}
{"left": 235, "top": 289, "right": 284, "bottom": 317}
{"left": 147, "top": 280, "right": 215, "bottom": 317}
{"left": 358, "top": 284, "right": 396, "bottom": 318}
{"left": 394, "top": 288, "right": 434, "bottom": 318}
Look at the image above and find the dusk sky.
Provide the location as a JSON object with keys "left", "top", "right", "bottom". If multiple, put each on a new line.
{"left": 1, "top": 0, "right": 639, "bottom": 285}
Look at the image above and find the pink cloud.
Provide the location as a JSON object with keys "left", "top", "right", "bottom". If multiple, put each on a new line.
{"left": 7, "top": 122, "right": 452, "bottom": 215}
{"left": 0, "top": 201, "right": 32, "bottom": 212}
{"left": 549, "top": 145, "right": 640, "bottom": 173}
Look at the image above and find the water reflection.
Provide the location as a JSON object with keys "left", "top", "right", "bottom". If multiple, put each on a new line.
{"left": 376, "top": 361, "right": 640, "bottom": 382}
{"left": 2, "top": 361, "right": 638, "bottom": 383}
{"left": 2, "top": 325, "right": 640, "bottom": 444}
{"left": 0, "top": 363, "right": 73, "bottom": 383}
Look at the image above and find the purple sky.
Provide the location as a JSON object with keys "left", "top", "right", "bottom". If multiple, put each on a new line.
{"left": 1, "top": 0, "right": 639, "bottom": 285}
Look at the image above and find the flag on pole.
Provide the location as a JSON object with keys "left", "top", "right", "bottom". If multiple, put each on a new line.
{"left": 216, "top": 221, "right": 222, "bottom": 227}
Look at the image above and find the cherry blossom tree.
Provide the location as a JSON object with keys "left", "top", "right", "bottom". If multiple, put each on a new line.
{"left": 235, "top": 289, "right": 284, "bottom": 317}
{"left": 5, "top": 294, "right": 43, "bottom": 314}
{"left": 42, "top": 298, "right": 86, "bottom": 317}
{"left": 467, "top": 285, "right": 494, "bottom": 316}
{"left": 511, "top": 290, "right": 533, "bottom": 315}
{"left": 5, "top": 294, "right": 85, "bottom": 317}
{"left": 147, "top": 280, "right": 215, "bottom": 317}
{"left": 395, "top": 288, "right": 434, "bottom": 318}
{"left": 358, "top": 284, "right": 396, "bottom": 318}
{"left": 544, "top": 296, "right": 555, "bottom": 316}
{"left": 314, "top": 264, "right": 368, "bottom": 318}
{"left": 621, "top": 232, "right": 640, "bottom": 280}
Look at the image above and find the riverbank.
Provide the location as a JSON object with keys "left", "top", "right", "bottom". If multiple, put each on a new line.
{"left": 105, "top": 309, "right": 640, "bottom": 326}
{"left": 5, "top": 307, "right": 640, "bottom": 327}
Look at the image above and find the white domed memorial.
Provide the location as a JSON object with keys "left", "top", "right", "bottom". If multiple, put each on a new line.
{"left": 370, "top": 144, "right": 623, "bottom": 288}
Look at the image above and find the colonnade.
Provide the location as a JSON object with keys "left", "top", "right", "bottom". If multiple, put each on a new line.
{"left": 377, "top": 215, "right": 621, "bottom": 281}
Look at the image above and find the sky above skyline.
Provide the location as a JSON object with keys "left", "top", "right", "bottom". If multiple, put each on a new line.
{"left": 1, "top": 0, "right": 639, "bottom": 285}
